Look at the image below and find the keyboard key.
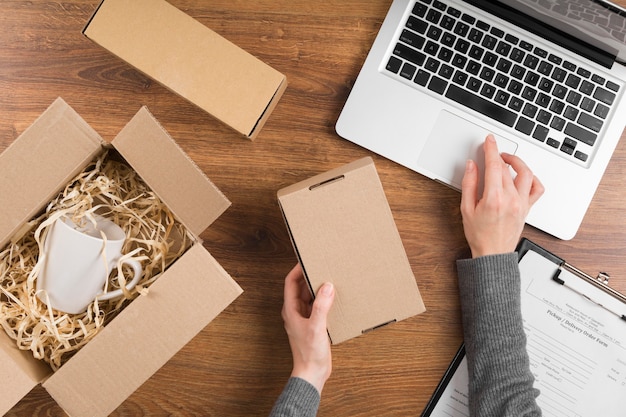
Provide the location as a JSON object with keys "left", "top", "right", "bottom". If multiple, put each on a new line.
{"left": 594, "top": 103, "right": 610, "bottom": 119}
{"left": 414, "top": 69, "right": 430, "bottom": 86}
{"left": 480, "top": 83, "right": 496, "bottom": 99}
{"left": 495, "top": 90, "right": 511, "bottom": 105}
{"left": 508, "top": 80, "right": 523, "bottom": 95}
{"left": 564, "top": 106, "right": 578, "bottom": 120}
{"left": 580, "top": 80, "right": 594, "bottom": 95}
{"left": 461, "top": 13, "right": 476, "bottom": 24}
{"left": 519, "top": 40, "right": 533, "bottom": 51}
{"left": 428, "top": 75, "right": 448, "bottom": 94}
{"left": 452, "top": 70, "right": 468, "bottom": 86}
{"left": 552, "top": 84, "right": 567, "bottom": 99}
{"left": 515, "top": 116, "right": 535, "bottom": 135}
{"left": 481, "top": 34, "right": 497, "bottom": 50}
{"left": 565, "top": 74, "right": 581, "bottom": 89}
{"left": 548, "top": 54, "right": 562, "bottom": 65}
{"left": 406, "top": 16, "right": 428, "bottom": 34}
{"left": 479, "top": 67, "right": 495, "bottom": 82}
{"left": 534, "top": 47, "right": 548, "bottom": 58}
{"left": 451, "top": 53, "right": 467, "bottom": 68}
{"left": 552, "top": 68, "right": 566, "bottom": 82}
{"left": 565, "top": 122, "right": 597, "bottom": 146}
{"left": 454, "top": 38, "right": 470, "bottom": 54}
{"left": 476, "top": 20, "right": 490, "bottom": 31}
{"left": 496, "top": 41, "right": 512, "bottom": 56}
{"left": 509, "top": 96, "right": 523, "bottom": 112}
{"left": 523, "top": 103, "right": 538, "bottom": 118}
{"left": 550, "top": 116, "right": 565, "bottom": 131}
{"left": 606, "top": 80, "right": 620, "bottom": 92}
{"left": 438, "top": 47, "right": 454, "bottom": 62}
{"left": 510, "top": 48, "right": 525, "bottom": 62}
{"left": 580, "top": 97, "right": 595, "bottom": 112}
{"left": 400, "top": 62, "right": 417, "bottom": 80}
{"left": 505, "top": 34, "right": 519, "bottom": 44}
{"left": 537, "top": 61, "right": 553, "bottom": 75}
{"left": 427, "top": 26, "right": 443, "bottom": 41}
{"left": 538, "top": 77, "right": 554, "bottom": 92}
{"left": 441, "top": 31, "right": 457, "bottom": 47}
{"left": 400, "top": 30, "right": 426, "bottom": 48}
{"left": 468, "top": 28, "right": 483, "bottom": 43}
{"left": 425, "top": 57, "right": 440, "bottom": 72}
{"left": 577, "top": 68, "right": 591, "bottom": 78}
{"left": 394, "top": 43, "right": 426, "bottom": 66}
{"left": 445, "top": 84, "right": 517, "bottom": 127}
{"left": 496, "top": 58, "right": 512, "bottom": 73}
{"left": 439, "top": 63, "right": 454, "bottom": 79}
{"left": 412, "top": 2, "right": 428, "bottom": 17}
{"left": 490, "top": 27, "right": 504, "bottom": 38}
{"left": 549, "top": 99, "right": 565, "bottom": 115}
{"left": 547, "top": 137, "right": 560, "bottom": 148}
{"left": 494, "top": 73, "right": 509, "bottom": 88}
{"left": 536, "top": 109, "right": 551, "bottom": 124}
{"left": 522, "top": 86, "right": 537, "bottom": 101}
{"left": 467, "top": 60, "right": 481, "bottom": 75}
{"left": 482, "top": 51, "right": 498, "bottom": 67}
{"left": 566, "top": 91, "right": 581, "bottom": 106}
{"left": 533, "top": 125, "right": 549, "bottom": 142}
{"left": 426, "top": 8, "right": 442, "bottom": 24}
{"left": 447, "top": 6, "right": 462, "bottom": 18}
{"left": 575, "top": 151, "right": 588, "bottom": 162}
{"left": 454, "top": 21, "right": 470, "bottom": 37}
{"left": 591, "top": 74, "right": 605, "bottom": 85}
{"left": 578, "top": 112, "right": 603, "bottom": 132}
{"left": 523, "top": 55, "right": 539, "bottom": 70}
{"left": 535, "top": 93, "right": 550, "bottom": 108}
{"left": 563, "top": 60, "right": 576, "bottom": 71}
{"left": 425, "top": 40, "right": 440, "bottom": 55}
{"left": 511, "top": 64, "right": 526, "bottom": 80}
{"left": 468, "top": 77, "right": 482, "bottom": 92}
{"left": 469, "top": 45, "right": 484, "bottom": 60}
{"left": 386, "top": 56, "right": 403, "bottom": 73}
{"left": 524, "top": 71, "right": 540, "bottom": 87}
{"left": 593, "top": 87, "right": 616, "bottom": 105}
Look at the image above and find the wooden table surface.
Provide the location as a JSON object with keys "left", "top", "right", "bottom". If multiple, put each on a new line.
{"left": 2, "top": 1, "right": 626, "bottom": 416}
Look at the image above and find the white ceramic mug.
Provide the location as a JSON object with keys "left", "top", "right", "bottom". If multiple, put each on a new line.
{"left": 37, "top": 215, "right": 142, "bottom": 314}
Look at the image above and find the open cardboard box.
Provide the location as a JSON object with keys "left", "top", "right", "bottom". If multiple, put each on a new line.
{"left": 277, "top": 157, "right": 426, "bottom": 344}
{"left": 0, "top": 98, "right": 243, "bottom": 416}
{"left": 83, "top": 0, "right": 288, "bottom": 140}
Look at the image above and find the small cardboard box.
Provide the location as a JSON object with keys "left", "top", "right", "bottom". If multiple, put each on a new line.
{"left": 0, "top": 98, "right": 243, "bottom": 416}
{"left": 83, "top": 0, "right": 287, "bottom": 140}
{"left": 277, "top": 157, "right": 426, "bottom": 344}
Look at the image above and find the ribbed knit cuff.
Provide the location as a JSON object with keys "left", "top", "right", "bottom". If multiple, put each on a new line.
{"left": 269, "top": 377, "right": 321, "bottom": 417}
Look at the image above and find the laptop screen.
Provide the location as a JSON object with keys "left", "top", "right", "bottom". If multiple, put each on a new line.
{"left": 499, "top": 0, "right": 626, "bottom": 64}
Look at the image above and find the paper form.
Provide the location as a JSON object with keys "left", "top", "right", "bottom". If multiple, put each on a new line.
{"left": 424, "top": 250, "right": 626, "bottom": 417}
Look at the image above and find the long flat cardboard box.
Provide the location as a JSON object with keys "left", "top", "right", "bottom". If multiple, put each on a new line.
{"left": 0, "top": 98, "right": 243, "bottom": 416}
{"left": 277, "top": 157, "right": 426, "bottom": 344}
{"left": 83, "top": 0, "right": 287, "bottom": 140}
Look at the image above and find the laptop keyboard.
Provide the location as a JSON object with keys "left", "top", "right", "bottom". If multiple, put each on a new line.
{"left": 384, "top": 0, "right": 622, "bottom": 165}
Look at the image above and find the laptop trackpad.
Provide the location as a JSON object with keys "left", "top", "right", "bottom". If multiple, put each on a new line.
{"left": 417, "top": 110, "right": 518, "bottom": 192}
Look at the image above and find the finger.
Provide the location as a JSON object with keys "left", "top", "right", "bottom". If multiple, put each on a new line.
{"left": 460, "top": 159, "right": 479, "bottom": 215}
{"left": 283, "top": 264, "right": 305, "bottom": 313}
{"left": 309, "top": 283, "right": 335, "bottom": 328}
{"left": 482, "top": 134, "right": 504, "bottom": 194}
{"left": 529, "top": 175, "right": 545, "bottom": 205}
{"left": 501, "top": 152, "right": 534, "bottom": 196}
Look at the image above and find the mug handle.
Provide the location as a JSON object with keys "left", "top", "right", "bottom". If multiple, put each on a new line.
{"left": 96, "top": 259, "right": 143, "bottom": 302}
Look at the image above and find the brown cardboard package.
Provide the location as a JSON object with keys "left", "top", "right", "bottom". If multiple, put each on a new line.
{"left": 277, "top": 157, "right": 426, "bottom": 344}
{"left": 83, "top": 0, "right": 287, "bottom": 140}
{"left": 0, "top": 98, "right": 243, "bottom": 416}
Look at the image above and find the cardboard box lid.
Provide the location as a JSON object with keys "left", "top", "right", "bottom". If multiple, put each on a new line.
{"left": 83, "top": 0, "right": 287, "bottom": 139}
{"left": 0, "top": 98, "right": 103, "bottom": 250}
{"left": 111, "top": 106, "right": 230, "bottom": 237}
{"left": 278, "top": 157, "right": 426, "bottom": 344}
{"left": 43, "top": 242, "right": 243, "bottom": 417}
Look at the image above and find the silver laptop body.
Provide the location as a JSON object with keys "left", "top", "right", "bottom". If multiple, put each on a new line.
{"left": 336, "top": 0, "right": 626, "bottom": 240}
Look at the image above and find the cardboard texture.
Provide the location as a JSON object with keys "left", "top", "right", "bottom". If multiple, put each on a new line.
{"left": 277, "top": 157, "right": 426, "bottom": 344}
{"left": 83, "top": 0, "right": 287, "bottom": 140}
{"left": 0, "top": 98, "right": 243, "bottom": 416}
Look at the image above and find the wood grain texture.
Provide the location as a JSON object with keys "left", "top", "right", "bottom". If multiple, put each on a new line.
{"left": 1, "top": 1, "right": 625, "bottom": 416}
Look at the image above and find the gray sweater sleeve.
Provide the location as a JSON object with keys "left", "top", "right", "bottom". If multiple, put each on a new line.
{"left": 456, "top": 253, "right": 542, "bottom": 417}
{"left": 269, "top": 377, "right": 320, "bottom": 417}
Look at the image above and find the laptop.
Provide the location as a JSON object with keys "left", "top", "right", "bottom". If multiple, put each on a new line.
{"left": 336, "top": 0, "right": 626, "bottom": 240}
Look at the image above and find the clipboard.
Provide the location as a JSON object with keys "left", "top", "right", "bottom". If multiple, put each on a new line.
{"left": 421, "top": 238, "right": 626, "bottom": 417}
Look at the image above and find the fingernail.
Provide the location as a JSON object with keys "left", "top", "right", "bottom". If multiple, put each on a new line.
{"left": 486, "top": 134, "right": 495, "bottom": 142}
{"left": 320, "top": 283, "right": 334, "bottom": 296}
{"left": 465, "top": 160, "right": 474, "bottom": 172}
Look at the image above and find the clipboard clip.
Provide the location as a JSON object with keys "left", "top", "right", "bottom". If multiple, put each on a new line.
{"left": 552, "top": 264, "right": 626, "bottom": 322}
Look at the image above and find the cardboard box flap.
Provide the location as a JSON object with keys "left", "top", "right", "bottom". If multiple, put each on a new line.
{"left": 43, "top": 243, "right": 243, "bottom": 417}
{"left": 0, "top": 98, "right": 103, "bottom": 249}
{"left": 83, "top": 0, "right": 287, "bottom": 139}
{"left": 278, "top": 157, "right": 426, "bottom": 344}
{"left": 0, "top": 334, "right": 51, "bottom": 415}
{"left": 112, "top": 106, "right": 230, "bottom": 236}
